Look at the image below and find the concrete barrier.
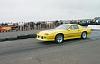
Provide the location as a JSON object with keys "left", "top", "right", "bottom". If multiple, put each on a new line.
{"left": 0, "top": 33, "right": 37, "bottom": 42}
{"left": 17, "top": 34, "right": 37, "bottom": 39}
{"left": 88, "top": 25, "right": 100, "bottom": 30}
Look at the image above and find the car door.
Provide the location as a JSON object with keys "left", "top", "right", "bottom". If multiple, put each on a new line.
{"left": 68, "top": 25, "right": 81, "bottom": 38}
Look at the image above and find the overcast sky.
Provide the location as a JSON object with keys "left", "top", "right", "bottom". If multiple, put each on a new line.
{"left": 0, "top": 0, "right": 100, "bottom": 22}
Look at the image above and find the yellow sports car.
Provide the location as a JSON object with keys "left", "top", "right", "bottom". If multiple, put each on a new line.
{"left": 37, "top": 24, "right": 92, "bottom": 43}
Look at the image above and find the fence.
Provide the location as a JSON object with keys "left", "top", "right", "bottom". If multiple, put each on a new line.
{"left": 0, "top": 21, "right": 63, "bottom": 33}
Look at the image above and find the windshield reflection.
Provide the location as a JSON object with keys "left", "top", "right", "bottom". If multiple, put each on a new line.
{"left": 55, "top": 24, "right": 70, "bottom": 30}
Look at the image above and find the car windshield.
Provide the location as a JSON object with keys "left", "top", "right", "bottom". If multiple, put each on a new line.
{"left": 55, "top": 24, "right": 70, "bottom": 30}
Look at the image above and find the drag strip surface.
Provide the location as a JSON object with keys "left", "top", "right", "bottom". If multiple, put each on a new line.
{"left": 0, "top": 31, "right": 99, "bottom": 55}
{"left": 0, "top": 31, "right": 100, "bottom": 64}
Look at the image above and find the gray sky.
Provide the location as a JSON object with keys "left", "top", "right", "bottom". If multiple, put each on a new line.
{"left": 0, "top": 0, "right": 100, "bottom": 22}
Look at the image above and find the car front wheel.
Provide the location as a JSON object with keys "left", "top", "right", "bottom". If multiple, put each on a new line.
{"left": 55, "top": 34, "right": 64, "bottom": 44}
{"left": 81, "top": 32, "right": 87, "bottom": 39}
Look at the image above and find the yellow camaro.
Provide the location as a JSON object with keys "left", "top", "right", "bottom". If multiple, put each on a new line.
{"left": 37, "top": 24, "right": 92, "bottom": 43}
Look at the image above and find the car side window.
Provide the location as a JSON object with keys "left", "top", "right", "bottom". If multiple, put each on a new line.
{"left": 69, "top": 25, "right": 79, "bottom": 30}
{"left": 73, "top": 25, "right": 79, "bottom": 29}
{"left": 69, "top": 26, "right": 74, "bottom": 30}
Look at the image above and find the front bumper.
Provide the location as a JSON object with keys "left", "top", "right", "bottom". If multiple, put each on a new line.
{"left": 37, "top": 35, "right": 54, "bottom": 41}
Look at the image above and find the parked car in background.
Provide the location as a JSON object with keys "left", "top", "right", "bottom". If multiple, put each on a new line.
{"left": 0, "top": 26, "right": 16, "bottom": 32}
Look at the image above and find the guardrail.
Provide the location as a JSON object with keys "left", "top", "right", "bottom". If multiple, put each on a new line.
{"left": 88, "top": 25, "right": 100, "bottom": 30}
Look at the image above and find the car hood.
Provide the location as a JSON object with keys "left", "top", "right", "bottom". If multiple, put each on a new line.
{"left": 38, "top": 29, "right": 65, "bottom": 35}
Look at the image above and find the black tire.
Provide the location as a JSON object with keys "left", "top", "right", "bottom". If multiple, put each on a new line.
{"left": 55, "top": 34, "right": 64, "bottom": 44}
{"left": 81, "top": 32, "right": 87, "bottom": 39}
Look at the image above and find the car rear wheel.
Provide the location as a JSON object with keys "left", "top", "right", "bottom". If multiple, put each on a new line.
{"left": 55, "top": 34, "right": 64, "bottom": 44}
{"left": 81, "top": 32, "right": 87, "bottom": 39}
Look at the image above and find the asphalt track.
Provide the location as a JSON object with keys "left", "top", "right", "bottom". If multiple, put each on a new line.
{"left": 0, "top": 31, "right": 100, "bottom": 64}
